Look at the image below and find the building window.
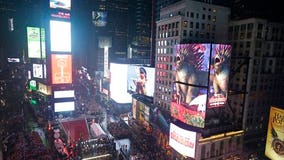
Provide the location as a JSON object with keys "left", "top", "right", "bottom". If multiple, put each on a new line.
{"left": 196, "top": 13, "right": 199, "bottom": 19}
{"left": 196, "top": 22, "right": 199, "bottom": 29}
{"left": 190, "top": 22, "right": 193, "bottom": 28}
{"left": 183, "top": 30, "right": 187, "bottom": 36}
{"left": 202, "top": 14, "right": 205, "bottom": 20}
{"left": 248, "top": 23, "right": 254, "bottom": 30}
{"left": 190, "top": 12, "right": 194, "bottom": 18}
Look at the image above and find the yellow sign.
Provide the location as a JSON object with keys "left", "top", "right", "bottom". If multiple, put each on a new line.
{"left": 265, "top": 106, "right": 284, "bottom": 159}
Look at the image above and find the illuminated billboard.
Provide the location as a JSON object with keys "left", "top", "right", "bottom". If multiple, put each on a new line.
{"left": 38, "top": 82, "right": 52, "bottom": 95}
{"left": 29, "top": 80, "right": 37, "bottom": 91}
{"left": 41, "top": 28, "right": 46, "bottom": 59}
{"left": 169, "top": 123, "right": 197, "bottom": 158}
{"left": 54, "top": 90, "right": 74, "bottom": 98}
{"left": 54, "top": 101, "right": 75, "bottom": 112}
{"left": 51, "top": 54, "right": 72, "bottom": 84}
{"left": 33, "top": 64, "right": 43, "bottom": 79}
{"left": 92, "top": 11, "right": 107, "bottom": 27}
{"left": 50, "top": 20, "right": 71, "bottom": 52}
{"left": 265, "top": 107, "right": 284, "bottom": 159}
{"left": 208, "top": 44, "right": 232, "bottom": 108}
{"left": 171, "top": 43, "right": 231, "bottom": 128}
{"left": 50, "top": 0, "right": 71, "bottom": 10}
{"left": 127, "top": 65, "right": 155, "bottom": 97}
{"left": 27, "top": 27, "right": 41, "bottom": 58}
{"left": 109, "top": 63, "right": 132, "bottom": 103}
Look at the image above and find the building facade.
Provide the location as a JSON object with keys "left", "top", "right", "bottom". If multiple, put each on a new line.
{"left": 154, "top": 0, "right": 230, "bottom": 111}
{"left": 228, "top": 18, "right": 284, "bottom": 152}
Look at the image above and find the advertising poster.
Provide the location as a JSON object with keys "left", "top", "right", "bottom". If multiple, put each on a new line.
{"left": 171, "top": 43, "right": 210, "bottom": 128}
{"left": 265, "top": 106, "right": 284, "bottom": 159}
{"left": 27, "top": 27, "right": 41, "bottom": 58}
{"left": 51, "top": 54, "right": 72, "bottom": 84}
{"left": 127, "top": 65, "right": 155, "bottom": 97}
{"left": 169, "top": 123, "right": 196, "bottom": 158}
{"left": 208, "top": 44, "right": 231, "bottom": 108}
{"left": 33, "top": 64, "right": 43, "bottom": 79}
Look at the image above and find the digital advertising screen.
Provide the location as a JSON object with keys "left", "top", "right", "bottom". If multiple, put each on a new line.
{"left": 33, "top": 64, "right": 43, "bottom": 79}
{"left": 50, "top": 20, "right": 71, "bottom": 52}
{"left": 171, "top": 43, "right": 231, "bottom": 128}
{"left": 7, "top": 58, "right": 20, "bottom": 63}
{"left": 127, "top": 65, "right": 155, "bottom": 97}
{"left": 54, "top": 90, "right": 75, "bottom": 98}
{"left": 208, "top": 44, "right": 231, "bottom": 108}
{"left": 171, "top": 83, "right": 207, "bottom": 128}
{"left": 265, "top": 106, "right": 284, "bottom": 160}
{"left": 50, "top": 0, "right": 71, "bottom": 10}
{"left": 51, "top": 54, "right": 72, "bottom": 84}
{"left": 92, "top": 11, "right": 107, "bottom": 27}
{"left": 169, "top": 123, "right": 197, "bottom": 158}
{"left": 40, "top": 28, "right": 46, "bottom": 59}
{"left": 51, "top": 10, "right": 71, "bottom": 19}
{"left": 27, "top": 27, "right": 41, "bottom": 58}
{"left": 29, "top": 80, "right": 37, "bottom": 91}
{"left": 109, "top": 63, "right": 132, "bottom": 103}
{"left": 38, "top": 82, "right": 52, "bottom": 95}
{"left": 54, "top": 101, "right": 75, "bottom": 112}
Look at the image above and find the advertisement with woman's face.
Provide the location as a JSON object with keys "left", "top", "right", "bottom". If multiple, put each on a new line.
{"left": 127, "top": 65, "right": 155, "bottom": 97}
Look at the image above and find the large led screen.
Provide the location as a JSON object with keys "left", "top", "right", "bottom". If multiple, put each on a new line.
{"left": 50, "top": 0, "right": 71, "bottom": 10}
{"left": 51, "top": 54, "right": 72, "bottom": 84}
{"left": 33, "top": 64, "right": 43, "bottom": 79}
{"left": 169, "top": 123, "right": 197, "bottom": 158}
{"left": 127, "top": 65, "right": 155, "bottom": 97}
{"left": 50, "top": 20, "right": 71, "bottom": 52}
{"left": 171, "top": 83, "right": 207, "bottom": 128}
{"left": 54, "top": 101, "right": 74, "bottom": 112}
{"left": 171, "top": 43, "right": 231, "bottom": 128}
{"left": 208, "top": 44, "right": 231, "bottom": 108}
{"left": 92, "top": 11, "right": 107, "bottom": 27}
{"left": 54, "top": 90, "right": 74, "bottom": 98}
{"left": 109, "top": 63, "right": 132, "bottom": 103}
{"left": 27, "top": 27, "right": 41, "bottom": 58}
{"left": 265, "top": 107, "right": 284, "bottom": 160}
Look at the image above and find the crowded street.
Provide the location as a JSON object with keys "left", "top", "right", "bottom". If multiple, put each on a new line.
{"left": 0, "top": 65, "right": 170, "bottom": 160}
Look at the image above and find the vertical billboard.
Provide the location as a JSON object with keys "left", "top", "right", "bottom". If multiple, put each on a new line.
{"left": 127, "top": 65, "right": 155, "bottom": 97}
{"left": 27, "top": 27, "right": 40, "bottom": 58}
{"left": 171, "top": 43, "right": 231, "bottom": 128}
{"left": 265, "top": 107, "right": 284, "bottom": 159}
{"left": 50, "top": 20, "right": 71, "bottom": 52}
{"left": 51, "top": 54, "right": 72, "bottom": 84}
{"left": 169, "top": 123, "right": 197, "bottom": 158}
{"left": 208, "top": 44, "right": 232, "bottom": 108}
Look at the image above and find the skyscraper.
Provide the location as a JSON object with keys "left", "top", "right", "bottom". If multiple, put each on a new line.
{"left": 228, "top": 18, "right": 284, "bottom": 154}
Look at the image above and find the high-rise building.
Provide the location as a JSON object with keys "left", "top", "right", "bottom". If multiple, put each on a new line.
{"left": 228, "top": 18, "right": 284, "bottom": 153}
{"left": 128, "top": 0, "right": 152, "bottom": 60}
{"left": 154, "top": 0, "right": 230, "bottom": 111}
{"left": 152, "top": 0, "right": 245, "bottom": 159}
